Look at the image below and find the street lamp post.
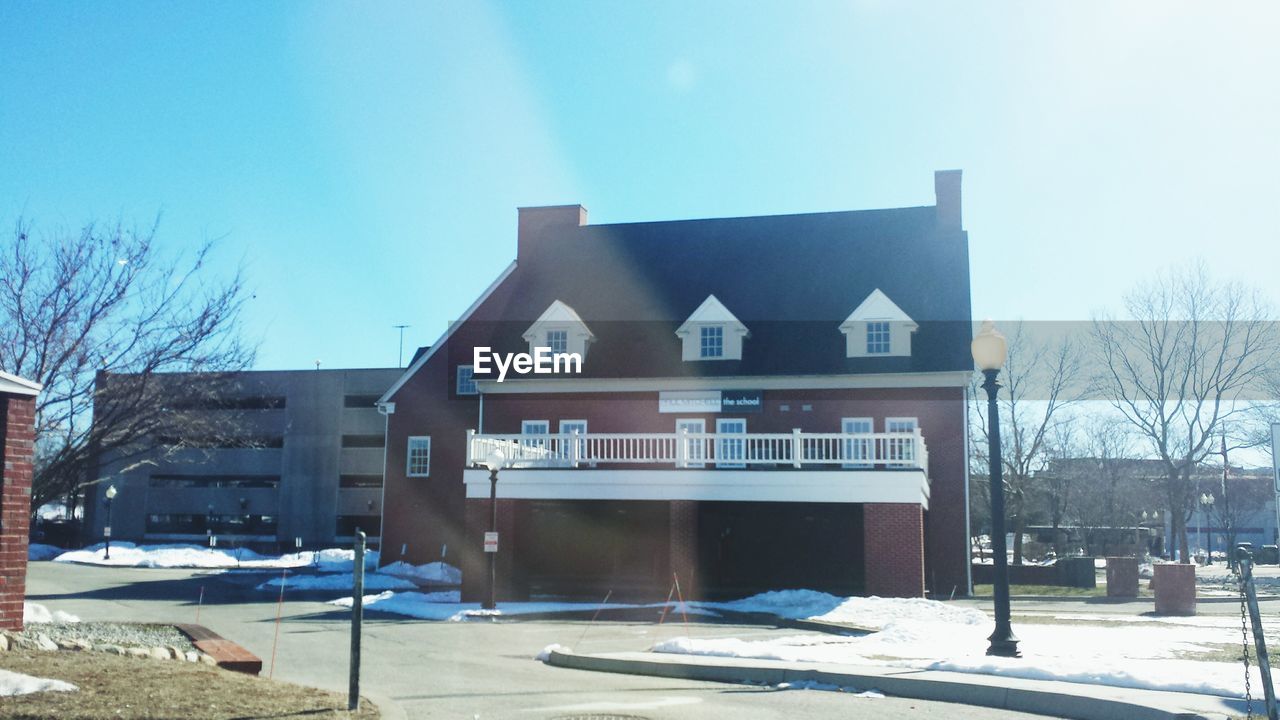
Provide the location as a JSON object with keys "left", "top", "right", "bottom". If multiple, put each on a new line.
{"left": 1200, "top": 493, "right": 1215, "bottom": 565}
{"left": 972, "top": 320, "right": 1020, "bottom": 658}
{"left": 482, "top": 450, "right": 506, "bottom": 611}
{"left": 102, "top": 485, "right": 118, "bottom": 560}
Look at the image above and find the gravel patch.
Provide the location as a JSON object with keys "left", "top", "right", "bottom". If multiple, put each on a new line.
{"left": 17, "top": 622, "right": 195, "bottom": 653}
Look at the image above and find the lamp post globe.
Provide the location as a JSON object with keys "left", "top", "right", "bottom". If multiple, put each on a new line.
{"left": 483, "top": 449, "right": 506, "bottom": 611}
{"left": 971, "top": 320, "right": 1019, "bottom": 658}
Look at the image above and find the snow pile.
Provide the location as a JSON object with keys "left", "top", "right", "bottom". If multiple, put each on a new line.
{"left": 23, "top": 602, "right": 79, "bottom": 624}
{"left": 256, "top": 572, "right": 415, "bottom": 592}
{"left": 535, "top": 643, "right": 571, "bottom": 662}
{"left": 707, "top": 591, "right": 985, "bottom": 630}
{"left": 712, "top": 589, "right": 844, "bottom": 619}
{"left": 54, "top": 542, "right": 267, "bottom": 568}
{"left": 379, "top": 561, "right": 462, "bottom": 585}
{"left": 0, "top": 669, "right": 76, "bottom": 696}
{"left": 326, "top": 591, "right": 715, "bottom": 622}
{"left": 52, "top": 543, "right": 380, "bottom": 571}
{"left": 27, "top": 544, "right": 63, "bottom": 561}
{"left": 775, "top": 680, "right": 883, "bottom": 697}
{"left": 653, "top": 616, "right": 1259, "bottom": 698}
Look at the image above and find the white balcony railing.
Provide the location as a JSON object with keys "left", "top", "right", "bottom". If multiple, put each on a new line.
{"left": 465, "top": 429, "right": 928, "bottom": 473}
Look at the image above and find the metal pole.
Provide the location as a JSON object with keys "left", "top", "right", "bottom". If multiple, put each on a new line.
{"left": 1239, "top": 546, "right": 1279, "bottom": 720}
{"left": 103, "top": 498, "right": 113, "bottom": 560}
{"left": 348, "top": 530, "right": 366, "bottom": 712}
{"left": 484, "top": 469, "right": 498, "bottom": 611}
{"left": 983, "top": 368, "right": 1020, "bottom": 657}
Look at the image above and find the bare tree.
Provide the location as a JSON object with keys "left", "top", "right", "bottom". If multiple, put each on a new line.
{"left": 971, "top": 322, "right": 1085, "bottom": 563}
{"left": 0, "top": 218, "right": 254, "bottom": 514}
{"left": 1092, "top": 264, "right": 1276, "bottom": 562}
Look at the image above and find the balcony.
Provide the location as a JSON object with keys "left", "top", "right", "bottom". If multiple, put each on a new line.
{"left": 462, "top": 429, "right": 931, "bottom": 507}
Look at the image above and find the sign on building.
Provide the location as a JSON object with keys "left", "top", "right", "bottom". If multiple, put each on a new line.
{"left": 659, "top": 390, "right": 763, "bottom": 414}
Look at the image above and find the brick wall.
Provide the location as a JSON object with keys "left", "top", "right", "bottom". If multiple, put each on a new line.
{"left": 864, "top": 503, "right": 924, "bottom": 598}
{"left": 669, "top": 500, "right": 699, "bottom": 601}
{"left": 0, "top": 394, "right": 35, "bottom": 631}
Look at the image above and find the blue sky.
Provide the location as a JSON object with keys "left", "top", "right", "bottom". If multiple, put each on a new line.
{"left": 2, "top": 2, "right": 1278, "bottom": 370}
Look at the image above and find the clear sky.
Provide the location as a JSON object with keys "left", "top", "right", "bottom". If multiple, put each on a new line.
{"left": 2, "top": 1, "right": 1278, "bottom": 370}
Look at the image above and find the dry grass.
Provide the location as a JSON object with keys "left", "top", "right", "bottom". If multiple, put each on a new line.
{"left": 0, "top": 650, "right": 379, "bottom": 720}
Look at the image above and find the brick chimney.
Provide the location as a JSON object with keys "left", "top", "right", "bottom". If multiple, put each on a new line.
{"left": 934, "top": 169, "right": 962, "bottom": 231}
{"left": 517, "top": 205, "right": 587, "bottom": 259}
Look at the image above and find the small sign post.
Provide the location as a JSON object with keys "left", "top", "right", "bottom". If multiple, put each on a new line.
{"left": 103, "top": 526, "right": 111, "bottom": 538}
{"left": 348, "top": 530, "right": 366, "bottom": 711}
{"left": 484, "top": 532, "right": 499, "bottom": 553}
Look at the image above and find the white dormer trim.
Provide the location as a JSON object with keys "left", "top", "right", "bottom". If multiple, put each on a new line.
{"left": 522, "top": 300, "right": 595, "bottom": 360}
{"left": 0, "top": 371, "right": 42, "bottom": 397}
{"left": 675, "top": 295, "right": 750, "bottom": 361}
{"left": 840, "top": 289, "right": 919, "bottom": 358}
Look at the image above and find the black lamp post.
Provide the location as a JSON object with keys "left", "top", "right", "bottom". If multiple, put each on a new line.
{"left": 972, "top": 320, "right": 1020, "bottom": 658}
{"left": 1200, "top": 493, "right": 1215, "bottom": 565}
{"left": 102, "top": 485, "right": 118, "bottom": 560}
{"left": 482, "top": 450, "right": 506, "bottom": 611}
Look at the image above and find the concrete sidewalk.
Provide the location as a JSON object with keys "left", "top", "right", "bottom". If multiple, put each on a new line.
{"left": 546, "top": 648, "right": 1247, "bottom": 720}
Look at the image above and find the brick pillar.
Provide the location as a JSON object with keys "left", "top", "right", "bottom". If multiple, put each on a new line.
{"left": 669, "top": 500, "right": 699, "bottom": 601}
{"left": 863, "top": 503, "right": 925, "bottom": 598}
{"left": 0, "top": 394, "right": 35, "bottom": 631}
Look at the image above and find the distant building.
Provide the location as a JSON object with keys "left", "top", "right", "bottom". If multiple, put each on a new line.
{"left": 84, "top": 367, "right": 401, "bottom": 551}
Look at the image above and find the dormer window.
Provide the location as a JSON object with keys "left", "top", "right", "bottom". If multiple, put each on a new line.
{"left": 840, "top": 289, "right": 918, "bottom": 358}
{"left": 546, "top": 329, "right": 568, "bottom": 354}
{"left": 700, "top": 326, "right": 724, "bottom": 358}
{"left": 866, "top": 321, "right": 891, "bottom": 354}
{"left": 676, "top": 295, "right": 749, "bottom": 361}
{"left": 523, "top": 300, "right": 594, "bottom": 361}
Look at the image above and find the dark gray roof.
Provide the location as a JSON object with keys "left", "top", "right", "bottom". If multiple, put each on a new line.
{"left": 466, "top": 205, "right": 973, "bottom": 379}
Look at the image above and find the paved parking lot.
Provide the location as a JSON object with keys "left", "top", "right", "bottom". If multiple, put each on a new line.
{"left": 23, "top": 562, "right": 1062, "bottom": 719}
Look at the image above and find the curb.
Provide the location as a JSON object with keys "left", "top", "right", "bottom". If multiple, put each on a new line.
{"left": 546, "top": 650, "right": 1238, "bottom": 720}
{"left": 174, "top": 623, "right": 263, "bottom": 675}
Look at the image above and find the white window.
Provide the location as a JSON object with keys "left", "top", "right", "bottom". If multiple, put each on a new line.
{"left": 716, "top": 418, "right": 746, "bottom": 468}
{"left": 406, "top": 436, "right": 431, "bottom": 477}
{"left": 676, "top": 418, "right": 706, "bottom": 468}
{"left": 866, "top": 321, "right": 891, "bottom": 354}
{"left": 546, "top": 330, "right": 568, "bottom": 354}
{"left": 886, "top": 417, "right": 918, "bottom": 463}
{"left": 456, "top": 365, "right": 477, "bottom": 395}
{"left": 700, "top": 326, "right": 724, "bottom": 358}
{"left": 559, "top": 419, "right": 587, "bottom": 462}
{"left": 842, "top": 417, "right": 873, "bottom": 468}
{"left": 522, "top": 420, "right": 549, "bottom": 452}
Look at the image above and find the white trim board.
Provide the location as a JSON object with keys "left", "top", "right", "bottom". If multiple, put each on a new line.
{"left": 476, "top": 370, "right": 972, "bottom": 394}
{"left": 0, "top": 371, "right": 41, "bottom": 397}
{"left": 378, "top": 261, "right": 518, "bottom": 406}
{"left": 463, "top": 468, "right": 930, "bottom": 507}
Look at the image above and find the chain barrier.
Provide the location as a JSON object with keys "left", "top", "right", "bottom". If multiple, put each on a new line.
{"left": 1242, "top": 571, "right": 1255, "bottom": 720}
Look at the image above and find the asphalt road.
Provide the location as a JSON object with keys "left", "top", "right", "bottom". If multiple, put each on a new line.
{"left": 24, "top": 561, "right": 1064, "bottom": 720}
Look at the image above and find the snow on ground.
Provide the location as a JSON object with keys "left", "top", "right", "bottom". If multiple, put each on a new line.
{"left": 708, "top": 590, "right": 985, "bottom": 629}
{"left": 379, "top": 560, "right": 461, "bottom": 585}
{"left": 256, "top": 572, "right": 416, "bottom": 592}
{"left": 27, "top": 544, "right": 63, "bottom": 561}
{"left": 327, "top": 591, "right": 718, "bottom": 622}
{"left": 653, "top": 608, "right": 1262, "bottom": 698}
{"left": 53, "top": 543, "right": 379, "bottom": 571}
{"left": 0, "top": 669, "right": 76, "bottom": 696}
{"left": 23, "top": 602, "right": 79, "bottom": 624}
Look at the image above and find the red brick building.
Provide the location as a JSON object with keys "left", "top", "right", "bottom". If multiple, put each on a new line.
{"left": 378, "top": 171, "right": 973, "bottom": 602}
{"left": 0, "top": 372, "right": 41, "bottom": 631}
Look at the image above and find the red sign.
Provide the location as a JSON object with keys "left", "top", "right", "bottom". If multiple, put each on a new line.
{"left": 484, "top": 532, "right": 499, "bottom": 553}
